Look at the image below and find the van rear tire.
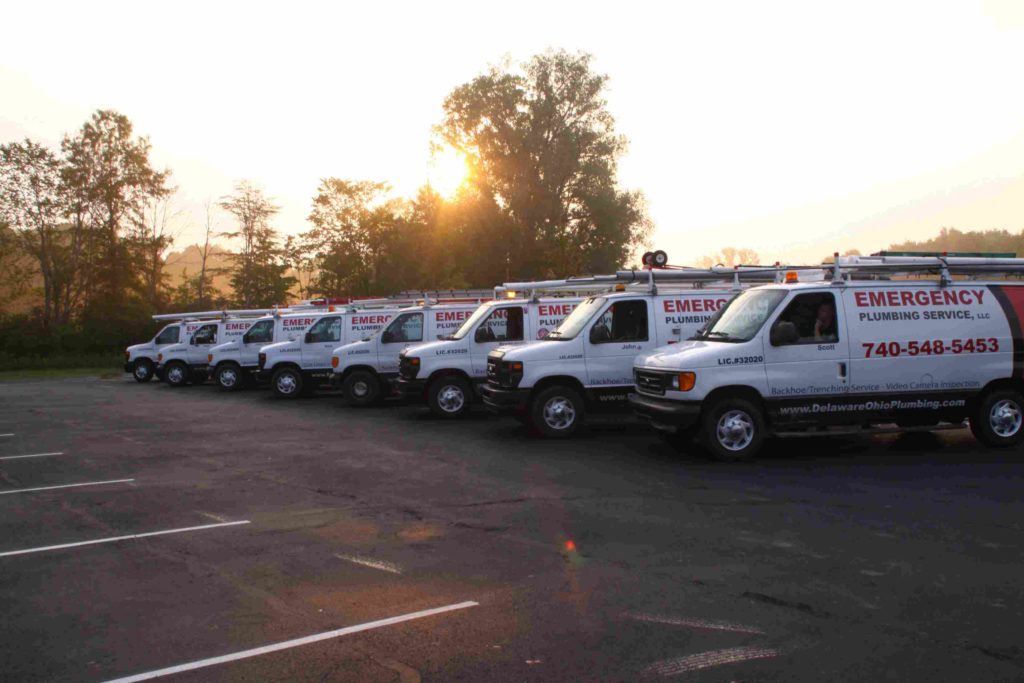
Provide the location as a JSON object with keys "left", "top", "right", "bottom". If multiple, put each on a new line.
{"left": 272, "top": 367, "right": 303, "bottom": 399}
{"left": 132, "top": 359, "right": 154, "bottom": 383}
{"left": 427, "top": 376, "right": 471, "bottom": 418}
{"left": 702, "top": 397, "right": 764, "bottom": 461}
{"left": 342, "top": 370, "right": 381, "bottom": 406}
{"left": 164, "top": 361, "right": 189, "bottom": 387}
{"left": 970, "top": 389, "right": 1024, "bottom": 448}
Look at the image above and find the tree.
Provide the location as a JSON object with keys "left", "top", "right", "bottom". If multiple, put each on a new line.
{"left": 696, "top": 247, "right": 761, "bottom": 268}
{"left": 0, "top": 139, "right": 69, "bottom": 329}
{"left": 60, "top": 110, "right": 171, "bottom": 311}
{"left": 131, "top": 193, "right": 183, "bottom": 310}
{"left": 219, "top": 181, "right": 294, "bottom": 306}
{"left": 436, "top": 49, "right": 651, "bottom": 281}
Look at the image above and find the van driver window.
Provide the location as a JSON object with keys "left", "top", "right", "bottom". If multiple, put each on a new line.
{"left": 772, "top": 293, "right": 838, "bottom": 346}
{"left": 591, "top": 300, "right": 648, "bottom": 343}
{"left": 155, "top": 326, "right": 180, "bottom": 345}
{"left": 307, "top": 316, "right": 342, "bottom": 343}
{"left": 383, "top": 313, "right": 423, "bottom": 343}
{"left": 243, "top": 320, "right": 274, "bottom": 344}
{"left": 192, "top": 324, "right": 217, "bottom": 345}
{"left": 478, "top": 307, "right": 524, "bottom": 342}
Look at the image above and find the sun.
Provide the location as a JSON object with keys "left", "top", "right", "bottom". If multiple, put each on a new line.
{"left": 427, "top": 146, "right": 470, "bottom": 198}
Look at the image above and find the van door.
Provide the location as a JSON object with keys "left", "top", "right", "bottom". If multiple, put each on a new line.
{"left": 302, "top": 316, "right": 343, "bottom": 369}
{"left": 584, "top": 298, "right": 656, "bottom": 393}
{"left": 189, "top": 323, "right": 219, "bottom": 363}
{"left": 378, "top": 312, "right": 425, "bottom": 373}
{"left": 764, "top": 291, "right": 850, "bottom": 417}
{"left": 471, "top": 305, "right": 525, "bottom": 378}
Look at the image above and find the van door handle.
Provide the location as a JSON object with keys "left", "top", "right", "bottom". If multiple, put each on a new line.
{"left": 838, "top": 362, "right": 847, "bottom": 381}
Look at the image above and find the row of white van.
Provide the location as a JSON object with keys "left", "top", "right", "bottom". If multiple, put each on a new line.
{"left": 125, "top": 256, "right": 1024, "bottom": 460}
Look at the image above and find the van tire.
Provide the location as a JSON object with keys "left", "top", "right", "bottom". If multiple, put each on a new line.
{"left": 970, "top": 389, "right": 1024, "bottom": 448}
{"left": 427, "top": 376, "right": 471, "bottom": 418}
{"left": 132, "top": 359, "right": 154, "bottom": 383}
{"left": 530, "top": 385, "right": 584, "bottom": 438}
{"left": 164, "top": 361, "right": 189, "bottom": 387}
{"left": 272, "top": 367, "right": 303, "bottom": 399}
{"left": 702, "top": 397, "right": 764, "bottom": 461}
{"left": 215, "top": 363, "right": 243, "bottom": 392}
{"left": 342, "top": 370, "right": 381, "bottom": 406}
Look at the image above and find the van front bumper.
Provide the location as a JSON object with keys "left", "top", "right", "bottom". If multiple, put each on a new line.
{"left": 480, "top": 383, "right": 529, "bottom": 414}
{"left": 628, "top": 392, "right": 701, "bottom": 432}
{"left": 394, "top": 377, "right": 426, "bottom": 399}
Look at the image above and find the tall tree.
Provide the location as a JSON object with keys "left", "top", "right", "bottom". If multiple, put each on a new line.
{"left": 0, "top": 139, "right": 69, "bottom": 329}
{"left": 219, "top": 181, "right": 294, "bottom": 306}
{"left": 60, "top": 109, "right": 171, "bottom": 310}
{"left": 436, "top": 49, "right": 651, "bottom": 281}
{"left": 131, "top": 193, "right": 182, "bottom": 310}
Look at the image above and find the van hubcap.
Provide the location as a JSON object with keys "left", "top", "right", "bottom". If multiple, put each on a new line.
{"left": 167, "top": 366, "right": 185, "bottom": 384}
{"left": 277, "top": 374, "right": 298, "bottom": 394}
{"left": 990, "top": 399, "right": 1022, "bottom": 437}
{"left": 543, "top": 397, "right": 576, "bottom": 430}
{"left": 717, "top": 410, "right": 754, "bottom": 451}
{"left": 219, "top": 368, "right": 238, "bottom": 387}
{"left": 134, "top": 363, "right": 150, "bottom": 379}
{"left": 437, "top": 385, "right": 465, "bottom": 413}
{"left": 352, "top": 380, "right": 369, "bottom": 398}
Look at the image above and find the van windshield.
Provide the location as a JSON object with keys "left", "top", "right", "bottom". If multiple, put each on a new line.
{"left": 546, "top": 297, "right": 606, "bottom": 340}
{"left": 154, "top": 325, "right": 180, "bottom": 345}
{"left": 693, "top": 289, "right": 787, "bottom": 343}
{"left": 450, "top": 304, "right": 494, "bottom": 340}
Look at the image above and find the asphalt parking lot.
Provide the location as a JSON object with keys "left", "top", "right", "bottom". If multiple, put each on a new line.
{"left": 1, "top": 375, "right": 1023, "bottom": 682}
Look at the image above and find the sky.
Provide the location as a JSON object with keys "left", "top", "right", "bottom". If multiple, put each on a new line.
{"left": 2, "top": 0, "right": 1023, "bottom": 266}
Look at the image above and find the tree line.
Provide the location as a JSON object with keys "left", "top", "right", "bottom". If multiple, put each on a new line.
{"left": 0, "top": 50, "right": 654, "bottom": 363}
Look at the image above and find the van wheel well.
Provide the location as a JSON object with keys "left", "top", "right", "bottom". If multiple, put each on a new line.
{"left": 531, "top": 376, "right": 587, "bottom": 401}
{"left": 341, "top": 364, "right": 378, "bottom": 380}
{"left": 977, "top": 378, "right": 1024, "bottom": 402}
{"left": 271, "top": 361, "right": 302, "bottom": 372}
{"left": 428, "top": 368, "right": 471, "bottom": 384}
{"left": 703, "top": 385, "right": 764, "bottom": 412}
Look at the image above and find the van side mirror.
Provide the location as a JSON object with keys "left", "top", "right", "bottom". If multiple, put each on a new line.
{"left": 381, "top": 330, "right": 394, "bottom": 344}
{"left": 304, "top": 332, "right": 313, "bottom": 344}
{"left": 590, "top": 323, "right": 611, "bottom": 344}
{"left": 474, "top": 326, "right": 489, "bottom": 343}
{"left": 770, "top": 320, "right": 799, "bottom": 346}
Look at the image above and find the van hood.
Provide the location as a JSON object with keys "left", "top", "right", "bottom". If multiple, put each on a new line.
{"left": 402, "top": 339, "right": 466, "bottom": 358}
{"left": 261, "top": 340, "right": 299, "bottom": 354}
{"left": 210, "top": 341, "right": 237, "bottom": 353}
{"left": 335, "top": 339, "right": 373, "bottom": 356}
{"left": 160, "top": 342, "right": 188, "bottom": 356}
{"left": 635, "top": 339, "right": 742, "bottom": 370}
{"left": 493, "top": 339, "right": 571, "bottom": 361}
{"left": 127, "top": 342, "right": 154, "bottom": 353}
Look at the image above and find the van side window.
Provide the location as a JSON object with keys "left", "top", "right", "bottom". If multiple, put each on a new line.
{"left": 771, "top": 293, "right": 838, "bottom": 346}
{"left": 383, "top": 313, "right": 423, "bottom": 343}
{"left": 591, "top": 300, "right": 648, "bottom": 343}
{"left": 243, "top": 320, "right": 274, "bottom": 344}
{"left": 307, "top": 316, "right": 342, "bottom": 343}
{"left": 478, "top": 306, "right": 524, "bottom": 342}
{"left": 155, "top": 326, "right": 180, "bottom": 345}
{"left": 192, "top": 324, "right": 218, "bottom": 345}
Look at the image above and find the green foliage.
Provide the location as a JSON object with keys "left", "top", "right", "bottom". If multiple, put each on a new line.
{"left": 887, "top": 227, "right": 1024, "bottom": 256}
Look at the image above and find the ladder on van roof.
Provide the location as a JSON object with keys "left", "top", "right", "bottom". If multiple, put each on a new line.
{"left": 832, "top": 253, "right": 1024, "bottom": 286}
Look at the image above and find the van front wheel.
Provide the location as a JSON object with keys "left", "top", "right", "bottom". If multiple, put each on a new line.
{"left": 702, "top": 397, "right": 764, "bottom": 461}
{"left": 530, "top": 385, "right": 584, "bottom": 438}
{"left": 272, "top": 367, "right": 303, "bottom": 399}
{"left": 970, "top": 390, "right": 1024, "bottom": 448}
{"left": 215, "top": 363, "right": 243, "bottom": 392}
{"left": 164, "top": 361, "right": 189, "bottom": 387}
{"left": 132, "top": 359, "right": 154, "bottom": 383}
{"left": 342, "top": 370, "right": 381, "bottom": 406}
{"left": 427, "top": 376, "right": 471, "bottom": 418}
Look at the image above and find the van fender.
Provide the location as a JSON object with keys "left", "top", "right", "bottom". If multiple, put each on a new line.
{"left": 340, "top": 364, "right": 380, "bottom": 381}
{"left": 702, "top": 385, "right": 767, "bottom": 421}
{"left": 531, "top": 375, "right": 588, "bottom": 402}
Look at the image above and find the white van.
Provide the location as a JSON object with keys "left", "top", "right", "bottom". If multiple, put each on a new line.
{"left": 206, "top": 309, "right": 333, "bottom": 391}
{"left": 124, "top": 319, "right": 209, "bottom": 383}
{"left": 392, "top": 297, "right": 582, "bottom": 417}
{"left": 157, "top": 315, "right": 267, "bottom": 387}
{"left": 257, "top": 308, "right": 402, "bottom": 398}
{"left": 629, "top": 255, "right": 1024, "bottom": 460}
{"left": 479, "top": 270, "right": 767, "bottom": 436}
{"left": 329, "top": 301, "right": 485, "bottom": 406}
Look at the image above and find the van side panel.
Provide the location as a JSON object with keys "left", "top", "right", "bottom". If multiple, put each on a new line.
{"left": 654, "top": 293, "right": 733, "bottom": 346}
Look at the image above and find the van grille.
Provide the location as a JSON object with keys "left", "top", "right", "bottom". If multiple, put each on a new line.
{"left": 486, "top": 357, "right": 499, "bottom": 383}
{"left": 635, "top": 369, "right": 666, "bottom": 395}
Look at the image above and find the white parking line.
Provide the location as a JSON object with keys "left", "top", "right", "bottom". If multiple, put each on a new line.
{"left": 0, "top": 520, "right": 250, "bottom": 558}
{"left": 103, "top": 600, "right": 479, "bottom": 682}
{"left": 0, "top": 478, "right": 135, "bottom": 496}
{"left": 335, "top": 552, "right": 402, "bottom": 574}
{"left": 642, "top": 646, "right": 780, "bottom": 677}
{"left": 623, "top": 611, "right": 765, "bottom": 635}
{"left": 0, "top": 433, "right": 13, "bottom": 437}
{"left": 0, "top": 451, "right": 63, "bottom": 461}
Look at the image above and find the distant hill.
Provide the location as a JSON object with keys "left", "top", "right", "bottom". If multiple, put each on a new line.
{"left": 162, "top": 243, "right": 236, "bottom": 295}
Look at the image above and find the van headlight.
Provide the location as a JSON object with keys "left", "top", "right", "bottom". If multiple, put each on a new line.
{"left": 670, "top": 372, "right": 696, "bottom": 391}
